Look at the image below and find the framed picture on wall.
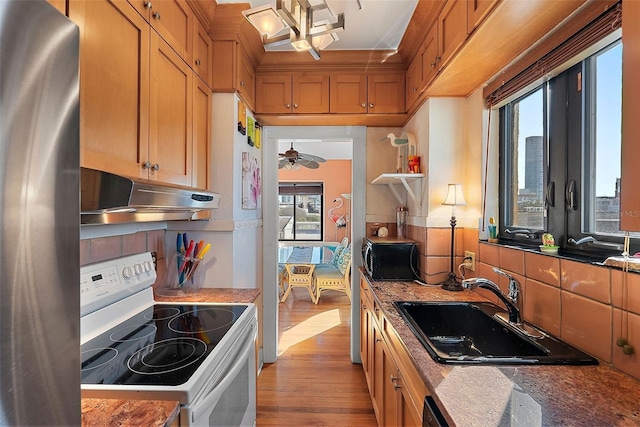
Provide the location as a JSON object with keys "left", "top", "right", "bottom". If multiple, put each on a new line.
{"left": 242, "top": 152, "right": 261, "bottom": 209}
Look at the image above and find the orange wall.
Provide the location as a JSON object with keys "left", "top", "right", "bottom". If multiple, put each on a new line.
{"left": 279, "top": 159, "right": 352, "bottom": 242}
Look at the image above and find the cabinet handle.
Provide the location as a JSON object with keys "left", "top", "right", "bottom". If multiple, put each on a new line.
{"left": 240, "top": 80, "right": 245, "bottom": 86}
{"left": 293, "top": 103, "right": 298, "bottom": 108}
{"left": 286, "top": 103, "right": 291, "bottom": 108}
{"left": 152, "top": 163, "right": 160, "bottom": 171}
{"left": 143, "top": 161, "right": 151, "bottom": 169}
{"left": 375, "top": 338, "right": 381, "bottom": 342}
{"left": 195, "top": 59, "right": 201, "bottom": 66}
{"left": 361, "top": 102, "right": 366, "bottom": 108}
{"left": 152, "top": 11, "right": 161, "bottom": 19}
{"left": 430, "top": 61, "right": 437, "bottom": 68}
{"left": 394, "top": 382, "right": 401, "bottom": 391}
{"left": 435, "top": 55, "right": 441, "bottom": 62}
{"left": 412, "top": 87, "right": 417, "bottom": 92}
{"left": 390, "top": 375, "right": 398, "bottom": 382}
{"left": 369, "top": 103, "right": 374, "bottom": 108}
{"left": 144, "top": 1, "right": 152, "bottom": 9}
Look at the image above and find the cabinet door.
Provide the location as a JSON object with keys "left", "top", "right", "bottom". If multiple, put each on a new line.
{"left": 150, "top": 32, "right": 193, "bottom": 186}
{"left": 467, "top": 0, "right": 497, "bottom": 33}
{"left": 381, "top": 336, "right": 400, "bottom": 427}
{"left": 367, "top": 73, "right": 405, "bottom": 114}
{"left": 621, "top": 0, "right": 640, "bottom": 230}
{"left": 437, "top": 0, "right": 467, "bottom": 69}
{"left": 193, "top": 76, "right": 211, "bottom": 190}
{"left": 373, "top": 325, "right": 385, "bottom": 424}
{"left": 422, "top": 24, "right": 439, "bottom": 87}
{"left": 256, "top": 74, "right": 291, "bottom": 114}
{"left": 237, "top": 50, "right": 256, "bottom": 111}
{"left": 70, "top": 0, "right": 150, "bottom": 180}
{"left": 127, "top": 0, "right": 151, "bottom": 20}
{"left": 149, "top": 0, "right": 193, "bottom": 64}
{"left": 193, "top": 19, "right": 213, "bottom": 88}
{"left": 211, "top": 40, "right": 235, "bottom": 92}
{"left": 398, "top": 372, "right": 422, "bottom": 427}
{"left": 293, "top": 73, "right": 330, "bottom": 114}
{"left": 330, "top": 74, "right": 367, "bottom": 113}
{"left": 406, "top": 56, "right": 422, "bottom": 110}
{"left": 47, "top": 0, "right": 66, "bottom": 15}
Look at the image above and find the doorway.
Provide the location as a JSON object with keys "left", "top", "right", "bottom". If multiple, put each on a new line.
{"left": 261, "top": 126, "right": 366, "bottom": 364}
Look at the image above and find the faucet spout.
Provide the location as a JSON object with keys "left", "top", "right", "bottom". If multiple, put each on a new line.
{"left": 462, "top": 268, "right": 522, "bottom": 324}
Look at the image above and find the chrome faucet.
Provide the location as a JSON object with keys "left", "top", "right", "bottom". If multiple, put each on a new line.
{"left": 568, "top": 236, "right": 596, "bottom": 245}
{"left": 462, "top": 267, "right": 522, "bottom": 324}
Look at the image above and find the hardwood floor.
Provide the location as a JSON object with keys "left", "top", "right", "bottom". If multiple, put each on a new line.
{"left": 257, "top": 288, "right": 377, "bottom": 426}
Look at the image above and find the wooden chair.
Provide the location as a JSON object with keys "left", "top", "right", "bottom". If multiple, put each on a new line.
{"left": 314, "top": 259, "right": 351, "bottom": 304}
{"left": 281, "top": 264, "right": 316, "bottom": 302}
{"left": 277, "top": 264, "right": 289, "bottom": 294}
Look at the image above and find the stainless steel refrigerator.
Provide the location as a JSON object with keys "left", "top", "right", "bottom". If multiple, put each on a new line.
{"left": 0, "top": 1, "right": 80, "bottom": 425}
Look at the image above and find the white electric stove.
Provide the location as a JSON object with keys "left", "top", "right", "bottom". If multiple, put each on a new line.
{"left": 80, "top": 252, "right": 257, "bottom": 426}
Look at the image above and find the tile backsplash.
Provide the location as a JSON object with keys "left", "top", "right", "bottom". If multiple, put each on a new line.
{"left": 80, "top": 230, "right": 166, "bottom": 285}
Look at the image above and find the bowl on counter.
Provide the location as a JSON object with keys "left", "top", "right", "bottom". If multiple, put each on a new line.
{"left": 539, "top": 245, "right": 559, "bottom": 254}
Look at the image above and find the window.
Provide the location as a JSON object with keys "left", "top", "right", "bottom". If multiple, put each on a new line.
{"left": 278, "top": 183, "right": 323, "bottom": 241}
{"left": 499, "top": 39, "right": 639, "bottom": 257}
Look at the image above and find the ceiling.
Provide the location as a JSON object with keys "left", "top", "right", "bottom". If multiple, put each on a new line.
{"left": 216, "top": 0, "right": 418, "bottom": 51}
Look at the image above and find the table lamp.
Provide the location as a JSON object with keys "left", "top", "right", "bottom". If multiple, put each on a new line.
{"left": 440, "top": 183, "right": 466, "bottom": 291}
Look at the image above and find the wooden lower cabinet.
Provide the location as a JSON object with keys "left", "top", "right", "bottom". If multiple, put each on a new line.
{"left": 360, "top": 276, "right": 426, "bottom": 427}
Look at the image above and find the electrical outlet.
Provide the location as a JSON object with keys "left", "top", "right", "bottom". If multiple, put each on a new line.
{"left": 464, "top": 251, "right": 476, "bottom": 271}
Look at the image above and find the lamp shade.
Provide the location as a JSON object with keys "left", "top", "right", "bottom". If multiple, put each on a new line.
{"left": 442, "top": 183, "right": 466, "bottom": 206}
{"left": 242, "top": 5, "right": 288, "bottom": 37}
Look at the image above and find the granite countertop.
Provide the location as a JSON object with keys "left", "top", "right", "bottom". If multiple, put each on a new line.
{"left": 82, "top": 287, "right": 260, "bottom": 427}
{"left": 362, "top": 272, "right": 640, "bottom": 426}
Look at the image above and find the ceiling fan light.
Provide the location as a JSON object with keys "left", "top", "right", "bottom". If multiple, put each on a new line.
{"left": 242, "top": 5, "right": 289, "bottom": 37}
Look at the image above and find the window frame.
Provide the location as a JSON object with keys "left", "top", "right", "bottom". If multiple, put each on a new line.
{"left": 498, "top": 39, "right": 638, "bottom": 259}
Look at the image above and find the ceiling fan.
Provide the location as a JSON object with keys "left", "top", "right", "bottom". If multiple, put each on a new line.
{"left": 278, "top": 142, "right": 326, "bottom": 170}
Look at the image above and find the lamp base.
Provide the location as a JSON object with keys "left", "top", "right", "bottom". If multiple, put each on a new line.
{"left": 440, "top": 272, "right": 463, "bottom": 292}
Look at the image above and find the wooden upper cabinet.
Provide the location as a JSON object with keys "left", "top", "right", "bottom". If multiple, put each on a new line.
{"left": 255, "top": 75, "right": 291, "bottom": 114}
{"left": 212, "top": 40, "right": 256, "bottom": 110}
{"left": 437, "top": 0, "right": 468, "bottom": 70}
{"left": 237, "top": 48, "right": 256, "bottom": 111}
{"left": 621, "top": 0, "right": 640, "bottom": 231}
{"left": 467, "top": 0, "right": 498, "bottom": 33}
{"left": 149, "top": 32, "right": 193, "bottom": 186}
{"left": 406, "top": 57, "right": 422, "bottom": 110}
{"left": 330, "top": 73, "right": 404, "bottom": 114}
{"left": 330, "top": 74, "right": 367, "bottom": 114}
{"left": 367, "top": 73, "right": 405, "bottom": 114}
{"left": 129, "top": 0, "right": 193, "bottom": 64}
{"left": 71, "top": 0, "right": 150, "bottom": 180}
{"left": 193, "top": 76, "right": 211, "bottom": 190}
{"left": 193, "top": 19, "right": 213, "bottom": 88}
{"left": 46, "top": 0, "right": 66, "bottom": 15}
{"left": 255, "top": 73, "right": 329, "bottom": 114}
{"left": 293, "top": 73, "right": 330, "bottom": 114}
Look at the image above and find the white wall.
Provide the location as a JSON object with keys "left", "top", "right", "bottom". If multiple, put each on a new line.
{"left": 167, "top": 93, "right": 262, "bottom": 289}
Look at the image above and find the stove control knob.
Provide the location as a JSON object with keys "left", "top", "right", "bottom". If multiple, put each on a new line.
{"left": 122, "top": 266, "right": 133, "bottom": 279}
{"left": 134, "top": 263, "right": 142, "bottom": 275}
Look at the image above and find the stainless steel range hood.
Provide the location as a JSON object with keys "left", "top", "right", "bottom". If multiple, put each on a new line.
{"left": 81, "top": 168, "right": 220, "bottom": 225}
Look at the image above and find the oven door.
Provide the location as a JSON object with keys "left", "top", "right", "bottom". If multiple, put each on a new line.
{"left": 182, "top": 316, "right": 257, "bottom": 427}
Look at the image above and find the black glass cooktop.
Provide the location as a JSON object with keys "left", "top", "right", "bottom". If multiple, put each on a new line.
{"left": 81, "top": 304, "right": 247, "bottom": 387}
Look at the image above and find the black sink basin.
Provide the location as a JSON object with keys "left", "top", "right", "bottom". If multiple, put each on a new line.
{"left": 394, "top": 301, "right": 598, "bottom": 365}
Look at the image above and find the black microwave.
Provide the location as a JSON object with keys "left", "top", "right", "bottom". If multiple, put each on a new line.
{"left": 362, "top": 237, "right": 418, "bottom": 281}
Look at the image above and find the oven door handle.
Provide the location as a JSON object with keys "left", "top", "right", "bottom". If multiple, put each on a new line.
{"left": 190, "top": 325, "right": 255, "bottom": 423}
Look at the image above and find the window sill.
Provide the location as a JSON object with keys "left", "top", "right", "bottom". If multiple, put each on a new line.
{"left": 480, "top": 239, "right": 639, "bottom": 272}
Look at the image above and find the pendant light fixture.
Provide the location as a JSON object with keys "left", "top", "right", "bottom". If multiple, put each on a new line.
{"left": 242, "top": 0, "right": 345, "bottom": 60}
